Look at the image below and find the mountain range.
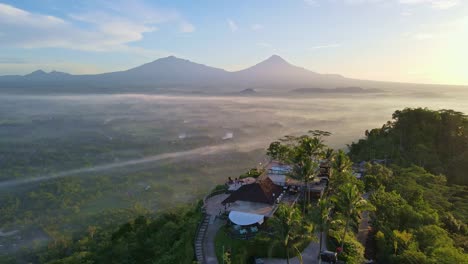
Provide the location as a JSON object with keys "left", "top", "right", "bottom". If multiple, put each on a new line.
{"left": 0, "top": 55, "right": 463, "bottom": 94}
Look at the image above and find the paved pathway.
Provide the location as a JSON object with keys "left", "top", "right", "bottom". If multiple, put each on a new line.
{"left": 357, "top": 193, "right": 370, "bottom": 246}
{"left": 203, "top": 217, "right": 223, "bottom": 264}
{"left": 263, "top": 232, "right": 326, "bottom": 264}
{"left": 202, "top": 194, "right": 229, "bottom": 264}
{"left": 357, "top": 211, "right": 370, "bottom": 246}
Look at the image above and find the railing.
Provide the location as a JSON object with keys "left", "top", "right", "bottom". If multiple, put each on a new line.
{"left": 204, "top": 189, "right": 227, "bottom": 204}
{"left": 193, "top": 208, "right": 206, "bottom": 264}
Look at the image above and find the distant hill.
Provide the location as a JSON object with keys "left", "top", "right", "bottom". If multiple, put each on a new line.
{"left": 291, "top": 87, "right": 385, "bottom": 94}
{"left": 0, "top": 55, "right": 465, "bottom": 93}
{"left": 238, "top": 88, "right": 257, "bottom": 95}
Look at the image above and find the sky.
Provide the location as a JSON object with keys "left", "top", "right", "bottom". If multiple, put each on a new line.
{"left": 0, "top": 0, "right": 467, "bottom": 85}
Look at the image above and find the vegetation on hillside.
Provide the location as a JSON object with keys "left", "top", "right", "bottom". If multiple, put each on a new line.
{"left": 267, "top": 131, "right": 370, "bottom": 263}
{"left": 325, "top": 159, "right": 371, "bottom": 263}
{"left": 365, "top": 164, "right": 468, "bottom": 263}
{"left": 349, "top": 108, "right": 468, "bottom": 263}
{"left": 349, "top": 108, "right": 468, "bottom": 185}
{"left": 2, "top": 108, "right": 467, "bottom": 263}
{"left": 3, "top": 204, "right": 203, "bottom": 264}
{"left": 214, "top": 204, "right": 314, "bottom": 264}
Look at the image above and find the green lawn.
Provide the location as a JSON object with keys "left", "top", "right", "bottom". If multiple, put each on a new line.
{"left": 214, "top": 225, "right": 312, "bottom": 264}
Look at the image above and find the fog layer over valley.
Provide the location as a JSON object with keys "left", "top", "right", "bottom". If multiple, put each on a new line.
{"left": 1, "top": 90, "right": 468, "bottom": 255}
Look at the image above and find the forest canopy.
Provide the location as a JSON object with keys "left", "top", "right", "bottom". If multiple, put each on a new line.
{"left": 348, "top": 108, "right": 468, "bottom": 185}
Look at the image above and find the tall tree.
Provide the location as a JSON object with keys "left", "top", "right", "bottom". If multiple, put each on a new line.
{"left": 332, "top": 150, "right": 353, "bottom": 174}
{"left": 290, "top": 135, "right": 326, "bottom": 211}
{"left": 291, "top": 156, "right": 318, "bottom": 213}
{"left": 269, "top": 204, "right": 315, "bottom": 264}
{"left": 331, "top": 183, "right": 374, "bottom": 250}
{"left": 312, "top": 198, "right": 332, "bottom": 257}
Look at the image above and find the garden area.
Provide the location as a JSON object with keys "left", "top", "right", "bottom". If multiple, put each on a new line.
{"left": 214, "top": 207, "right": 313, "bottom": 264}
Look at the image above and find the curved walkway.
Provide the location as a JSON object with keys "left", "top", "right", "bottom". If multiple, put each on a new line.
{"left": 204, "top": 218, "right": 223, "bottom": 264}
{"left": 263, "top": 232, "right": 326, "bottom": 264}
{"left": 202, "top": 194, "right": 230, "bottom": 264}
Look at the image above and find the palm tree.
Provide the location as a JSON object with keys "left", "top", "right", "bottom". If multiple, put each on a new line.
{"left": 332, "top": 150, "right": 353, "bottom": 174}
{"left": 299, "top": 136, "right": 325, "bottom": 158}
{"left": 324, "top": 148, "right": 334, "bottom": 162}
{"left": 331, "top": 183, "right": 373, "bottom": 250}
{"left": 314, "top": 198, "right": 331, "bottom": 257}
{"left": 290, "top": 136, "right": 325, "bottom": 212}
{"left": 269, "top": 204, "right": 314, "bottom": 264}
{"left": 291, "top": 157, "right": 317, "bottom": 213}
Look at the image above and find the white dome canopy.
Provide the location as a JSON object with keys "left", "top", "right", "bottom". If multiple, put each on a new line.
{"left": 229, "top": 211, "right": 264, "bottom": 226}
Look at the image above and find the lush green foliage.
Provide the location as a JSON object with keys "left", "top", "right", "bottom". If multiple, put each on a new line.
{"left": 327, "top": 167, "right": 371, "bottom": 263}
{"left": 268, "top": 204, "right": 315, "bottom": 263}
{"left": 348, "top": 108, "right": 468, "bottom": 262}
{"left": 8, "top": 204, "right": 203, "bottom": 264}
{"left": 266, "top": 131, "right": 330, "bottom": 212}
{"left": 268, "top": 133, "right": 370, "bottom": 263}
{"left": 349, "top": 108, "right": 468, "bottom": 185}
{"left": 214, "top": 204, "right": 313, "bottom": 264}
{"left": 366, "top": 164, "right": 468, "bottom": 263}
{"left": 331, "top": 183, "right": 374, "bottom": 248}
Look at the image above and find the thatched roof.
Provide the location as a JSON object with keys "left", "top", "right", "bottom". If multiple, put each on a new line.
{"left": 222, "top": 177, "right": 282, "bottom": 205}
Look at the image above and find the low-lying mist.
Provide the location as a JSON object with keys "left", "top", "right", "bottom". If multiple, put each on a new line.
{"left": 2, "top": 90, "right": 468, "bottom": 185}
{"left": 1, "top": 89, "right": 468, "bottom": 254}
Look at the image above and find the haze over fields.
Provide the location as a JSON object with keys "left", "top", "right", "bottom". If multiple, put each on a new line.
{"left": 1, "top": 87, "right": 468, "bottom": 256}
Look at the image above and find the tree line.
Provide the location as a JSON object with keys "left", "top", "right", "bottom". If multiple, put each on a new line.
{"left": 348, "top": 108, "right": 468, "bottom": 185}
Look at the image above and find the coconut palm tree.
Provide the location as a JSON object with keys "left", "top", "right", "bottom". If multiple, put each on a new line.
{"left": 299, "top": 136, "right": 325, "bottom": 158}
{"left": 331, "top": 183, "right": 374, "bottom": 250}
{"left": 324, "top": 148, "right": 334, "bottom": 162}
{"left": 291, "top": 157, "right": 317, "bottom": 213}
{"left": 290, "top": 136, "right": 325, "bottom": 212}
{"left": 332, "top": 150, "right": 353, "bottom": 174}
{"left": 314, "top": 198, "right": 332, "bottom": 257}
{"left": 269, "top": 204, "right": 314, "bottom": 264}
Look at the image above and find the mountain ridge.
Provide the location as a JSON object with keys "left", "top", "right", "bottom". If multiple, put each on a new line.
{"left": 1, "top": 55, "right": 465, "bottom": 93}
{"left": 0, "top": 55, "right": 353, "bottom": 92}
{"left": 0, "top": 55, "right": 329, "bottom": 78}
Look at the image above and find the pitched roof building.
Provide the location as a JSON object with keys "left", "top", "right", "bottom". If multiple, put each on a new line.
{"left": 222, "top": 177, "right": 282, "bottom": 205}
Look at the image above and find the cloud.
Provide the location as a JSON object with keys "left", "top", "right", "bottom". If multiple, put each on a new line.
{"left": 413, "top": 33, "right": 434, "bottom": 40}
{"left": 313, "top": 0, "right": 460, "bottom": 9}
{"left": 403, "top": 16, "right": 467, "bottom": 42}
{"left": 401, "top": 10, "right": 413, "bottom": 16}
{"left": 304, "top": 0, "right": 319, "bottom": 6}
{"left": 227, "top": 19, "right": 238, "bottom": 32}
{"left": 251, "top": 24, "right": 264, "bottom": 31}
{"left": 0, "top": 2, "right": 194, "bottom": 54}
{"left": 180, "top": 21, "right": 195, "bottom": 33}
{"left": 308, "top": 43, "right": 341, "bottom": 50}
{"left": 0, "top": 57, "right": 28, "bottom": 64}
{"left": 398, "top": 0, "right": 460, "bottom": 9}
{"left": 256, "top": 42, "right": 272, "bottom": 48}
